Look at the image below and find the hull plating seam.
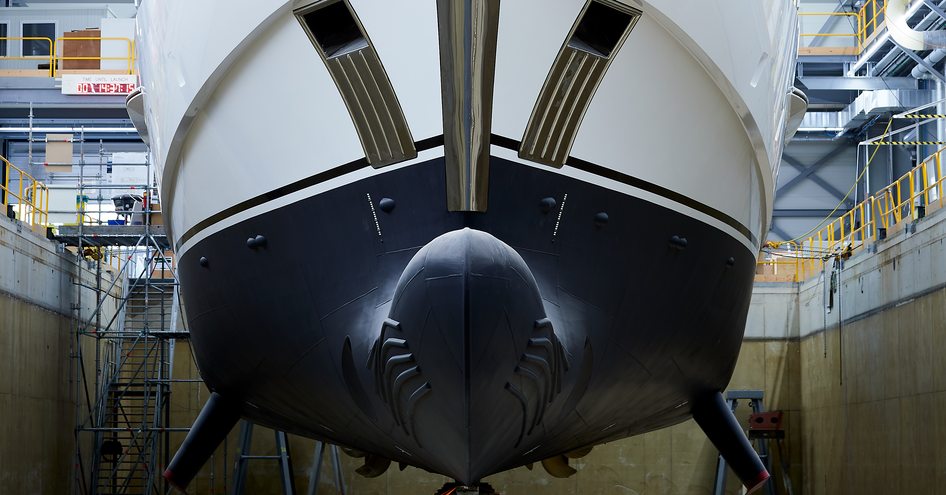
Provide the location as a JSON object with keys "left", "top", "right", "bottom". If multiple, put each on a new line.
{"left": 175, "top": 135, "right": 756, "bottom": 252}
{"left": 174, "top": 135, "right": 445, "bottom": 250}
{"left": 491, "top": 135, "right": 758, "bottom": 247}
{"left": 177, "top": 156, "right": 758, "bottom": 482}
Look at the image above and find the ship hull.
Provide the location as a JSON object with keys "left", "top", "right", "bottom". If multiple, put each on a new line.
{"left": 135, "top": 0, "right": 798, "bottom": 488}
{"left": 177, "top": 152, "right": 756, "bottom": 482}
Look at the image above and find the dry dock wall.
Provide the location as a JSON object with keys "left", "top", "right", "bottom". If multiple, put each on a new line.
{"left": 0, "top": 216, "right": 117, "bottom": 494}
{"left": 796, "top": 204, "right": 946, "bottom": 495}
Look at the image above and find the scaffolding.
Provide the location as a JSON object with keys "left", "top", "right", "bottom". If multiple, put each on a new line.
{"left": 67, "top": 233, "right": 182, "bottom": 495}
{"left": 9, "top": 112, "right": 348, "bottom": 495}
{"left": 30, "top": 124, "right": 189, "bottom": 495}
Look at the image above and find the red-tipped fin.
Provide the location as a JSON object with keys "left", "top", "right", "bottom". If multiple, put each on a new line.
{"left": 744, "top": 469, "right": 770, "bottom": 494}
{"left": 163, "top": 469, "right": 188, "bottom": 494}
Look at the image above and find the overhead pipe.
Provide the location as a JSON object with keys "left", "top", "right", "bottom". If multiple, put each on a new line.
{"left": 888, "top": 0, "right": 946, "bottom": 49}
{"left": 0, "top": 127, "right": 138, "bottom": 134}
{"left": 849, "top": 0, "right": 942, "bottom": 75}
{"left": 906, "top": 1, "right": 946, "bottom": 78}
{"left": 911, "top": 48, "right": 946, "bottom": 77}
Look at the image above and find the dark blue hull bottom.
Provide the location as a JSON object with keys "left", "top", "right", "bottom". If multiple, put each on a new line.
{"left": 175, "top": 155, "right": 757, "bottom": 484}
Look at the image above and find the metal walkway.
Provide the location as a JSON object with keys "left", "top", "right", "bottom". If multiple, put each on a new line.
{"left": 55, "top": 224, "right": 171, "bottom": 250}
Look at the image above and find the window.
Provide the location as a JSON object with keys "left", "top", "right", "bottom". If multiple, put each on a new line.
{"left": 299, "top": 1, "right": 368, "bottom": 58}
{"left": 22, "top": 22, "right": 55, "bottom": 57}
{"left": 0, "top": 24, "right": 7, "bottom": 57}
{"left": 568, "top": 1, "right": 637, "bottom": 58}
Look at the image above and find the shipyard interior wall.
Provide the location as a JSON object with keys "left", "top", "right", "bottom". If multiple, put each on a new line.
{"left": 796, "top": 203, "right": 946, "bottom": 495}
{"left": 0, "top": 216, "right": 118, "bottom": 494}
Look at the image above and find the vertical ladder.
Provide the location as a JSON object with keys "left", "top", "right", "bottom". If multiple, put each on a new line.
{"left": 712, "top": 390, "right": 773, "bottom": 495}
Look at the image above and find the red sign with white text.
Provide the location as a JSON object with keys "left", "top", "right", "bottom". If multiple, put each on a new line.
{"left": 62, "top": 75, "right": 138, "bottom": 96}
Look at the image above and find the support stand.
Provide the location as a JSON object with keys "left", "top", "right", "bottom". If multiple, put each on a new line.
{"left": 230, "top": 420, "right": 347, "bottom": 495}
{"left": 305, "top": 441, "right": 347, "bottom": 495}
{"left": 231, "top": 421, "right": 295, "bottom": 495}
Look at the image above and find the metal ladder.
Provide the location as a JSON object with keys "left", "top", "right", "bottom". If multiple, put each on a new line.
{"left": 712, "top": 390, "right": 777, "bottom": 495}
{"left": 231, "top": 421, "right": 347, "bottom": 495}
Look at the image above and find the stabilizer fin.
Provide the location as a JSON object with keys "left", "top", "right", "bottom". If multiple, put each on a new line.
{"left": 692, "top": 392, "right": 769, "bottom": 494}
{"left": 164, "top": 392, "right": 242, "bottom": 492}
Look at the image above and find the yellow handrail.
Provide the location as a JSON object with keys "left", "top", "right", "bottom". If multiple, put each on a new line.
{"left": 797, "top": 0, "right": 885, "bottom": 56}
{"left": 0, "top": 36, "right": 136, "bottom": 77}
{"left": 53, "top": 36, "right": 136, "bottom": 76}
{"left": 858, "top": 0, "right": 885, "bottom": 46}
{"left": 0, "top": 37, "right": 55, "bottom": 76}
{"left": 0, "top": 154, "right": 50, "bottom": 228}
{"left": 798, "top": 11, "right": 862, "bottom": 50}
{"left": 762, "top": 144, "right": 946, "bottom": 281}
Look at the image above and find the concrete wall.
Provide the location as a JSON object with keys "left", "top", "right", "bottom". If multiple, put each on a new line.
{"left": 796, "top": 202, "right": 946, "bottom": 495}
{"left": 0, "top": 213, "right": 118, "bottom": 494}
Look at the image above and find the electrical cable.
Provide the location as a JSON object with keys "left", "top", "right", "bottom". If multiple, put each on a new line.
{"left": 781, "top": 117, "right": 894, "bottom": 244}
{"left": 777, "top": 1, "right": 906, "bottom": 245}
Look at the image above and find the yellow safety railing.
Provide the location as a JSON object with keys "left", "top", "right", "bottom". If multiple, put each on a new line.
{"left": 872, "top": 145, "right": 945, "bottom": 230}
{"left": 797, "top": 0, "right": 886, "bottom": 56}
{"left": 858, "top": 0, "right": 886, "bottom": 46}
{"left": 0, "top": 36, "right": 135, "bottom": 77}
{"left": 798, "top": 11, "right": 862, "bottom": 50}
{"left": 53, "top": 36, "right": 136, "bottom": 76}
{"left": 761, "top": 144, "right": 946, "bottom": 282}
{"left": 0, "top": 154, "right": 50, "bottom": 228}
{"left": 756, "top": 245, "right": 805, "bottom": 283}
{"left": 0, "top": 37, "right": 55, "bottom": 76}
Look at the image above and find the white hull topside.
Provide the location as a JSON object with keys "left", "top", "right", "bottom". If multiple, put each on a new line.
{"left": 135, "top": 0, "right": 798, "bottom": 256}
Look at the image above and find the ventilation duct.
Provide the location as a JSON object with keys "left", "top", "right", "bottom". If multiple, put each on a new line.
{"left": 888, "top": 0, "right": 946, "bottom": 49}
{"left": 799, "top": 89, "right": 935, "bottom": 132}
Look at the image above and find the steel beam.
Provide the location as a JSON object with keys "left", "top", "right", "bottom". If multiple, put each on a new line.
{"left": 923, "top": 0, "right": 946, "bottom": 21}
{"left": 772, "top": 209, "right": 846, "bottom": 218}
{"left": 768, "top": 223, "right": 791, "bottom": 241}
{"left": 798, "top": 76, "right": 918, "bottom": 91}
{"left": 0, "top": 86, "right": 127, "bottom": 109}
{"left": 778, "top": 146, "right": 851, "bottom": 200}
